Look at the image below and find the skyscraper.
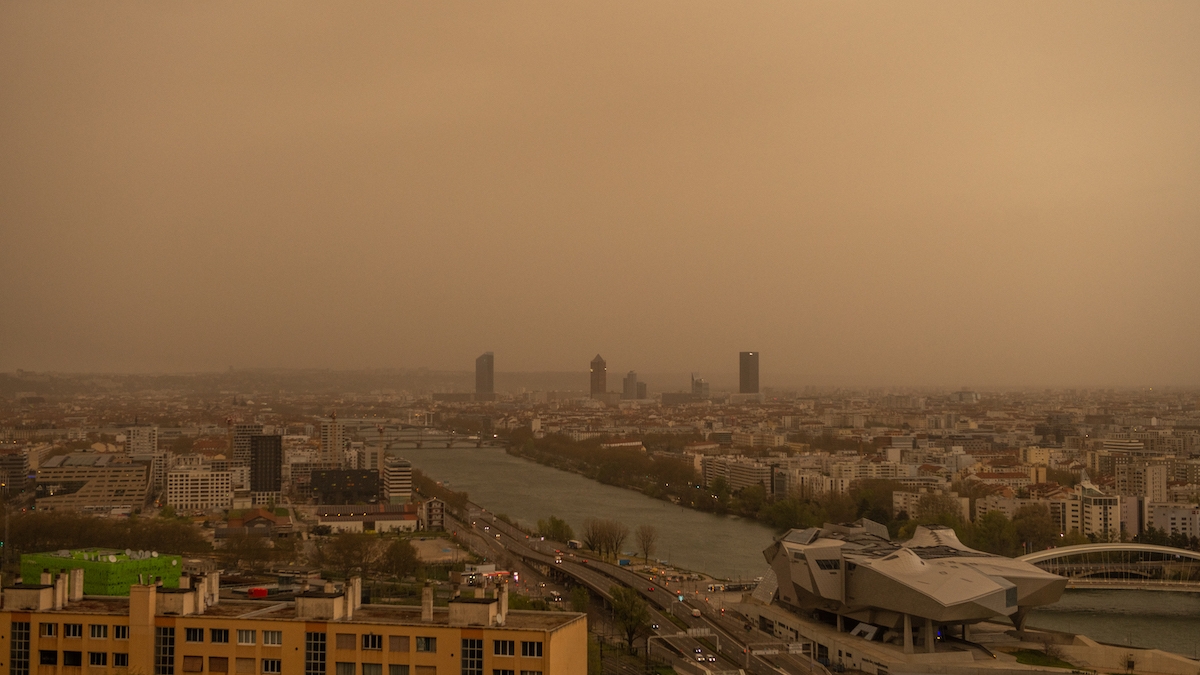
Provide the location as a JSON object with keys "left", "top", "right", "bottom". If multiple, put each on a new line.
{"left": 622, "top": 371, "right": 638, "bottom": 400}
{"left": 739, "top": 351, "right": 760, "bottom": 394}
{"left": 590, "top": 354, "right": 607, "bottom": 398}
{"left": 231, "top": 422, "right": 264, "bottom": 465}
{"left": 384, "top": 457, "right": 413, "bottom": 504}
{"left": 475, "top": 351, "right": 495, "bottom": 401}
{"left": 249, "top": 434, "right": 282, "bottom": 504}
{"left": 320, "top": 417, "right": 345, "bottom": 465}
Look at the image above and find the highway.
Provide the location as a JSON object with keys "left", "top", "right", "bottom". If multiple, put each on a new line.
{"left": 464, "top": 508, "right": 826, "bottom": 675}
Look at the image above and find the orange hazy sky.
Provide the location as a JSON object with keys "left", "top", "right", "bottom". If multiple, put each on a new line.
{"left": 2, "top": 2, "right": 1198, "bottom": 386}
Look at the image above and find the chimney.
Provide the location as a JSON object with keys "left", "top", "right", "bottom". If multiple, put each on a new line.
{"left": 40, "top": 569, "right": 51, "bottom": 586}
{"left": 207, "top": 571, "right": 221, "bottom": 606}
{"left": 179, "top": 574, "right": 191, "bottom": 590}
{"left": 421, "top": 583, "right": 433, "bottom": 622}
{"left": 353, "top": 577, "right": 363, "bottom": 609}
{"left": 323, "top": 581, "right": 335, "bottom": 594}
{"left": 300, "top": 578, "right": 310, "bottom": 593}
{"left": 69, "top": 568, "right": 84, "bottom": 602}
{"left": 498, "top": 579, "right": 508, "bottom": 626}
{"left": 53, "top": 573, "right": 67, "bottom": 610}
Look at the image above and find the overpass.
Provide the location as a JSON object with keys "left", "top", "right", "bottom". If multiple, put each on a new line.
{"left": 1019, "top": 543, "right": 1200, "bottom": 590}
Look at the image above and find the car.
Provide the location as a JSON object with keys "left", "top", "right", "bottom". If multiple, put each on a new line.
{"left": 696, "top": 656, "right": 706, "bottom": 662}
{"left": 651, "top": 623, "right": 659, "bottom": 630}
{"left": 648, "top": 586, "right": 655, "bottom": 592}
{"left": 581, "top": 559, "right": 588, "bottom": 564}
{"left": 694, "top": 648, "right": 702, "bottom": 654}
{"left": 495, "top": 534, "right": 501, "bottom": 538}
{"left": 707, "top": 655, "right": 716, "bottom": 662}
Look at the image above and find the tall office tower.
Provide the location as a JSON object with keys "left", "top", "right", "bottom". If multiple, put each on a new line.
{"left": 739, "top": 351, "right": 760, "bottom": 394}
{"left": 636, "top": 381, "right": 647, "bottom": 400}
{"left": 590, "top": 354, "right": 607, "bottom": 398}
{"left": 249, "top": 434, "right": 282, "bottom": 504}
{"left": 231, "top": 423, "right": 264, "bottom": 465}
{"left": 383, "top": 457, "right": 413, "bottom": 504}
{"left": 476, "top": 351, "right": 495, "bottom": 401}
{"left": 125, "top": 427, "right": 158, "bottom": 455}
{"left": 320, "top": 418, "right": 345, "bottom": 465}
{"left": 691, "top": 374, "right": 710, "bottom": 398}
{"left": 622, "top": 371, "right": 639, "bottom": 400}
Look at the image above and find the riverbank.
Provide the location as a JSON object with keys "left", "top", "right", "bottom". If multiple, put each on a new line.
{"left": 391, "top": 446, "right": 778, "bottom": 580}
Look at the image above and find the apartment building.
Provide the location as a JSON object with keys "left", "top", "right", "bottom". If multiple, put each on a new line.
{"left": 35, "top": 454, "right": 150, "bottom": 513}
{"left": 166, "top": 466, "right": 234, "bottom": 511}
{"left": 0, "top": 571, "right": 585, "bottom": 675}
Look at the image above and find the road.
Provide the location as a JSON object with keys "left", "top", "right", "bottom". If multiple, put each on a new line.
{"left": 468, "top": 508, "right": 824, "bottom": 675}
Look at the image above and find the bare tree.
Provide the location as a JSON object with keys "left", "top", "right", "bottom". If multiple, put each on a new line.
{"left": 581, "top": 518, "right": 602, "bottom": 552}
{"left": 635, "top": 524, "right": 658, "bottom": 561}
{"left": 609, "top": 521, "right": 629, "bottom": 558}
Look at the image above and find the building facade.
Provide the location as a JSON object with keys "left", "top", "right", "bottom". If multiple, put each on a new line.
{"left": 739, "top": 351, "right": 759, "bottom": 394}
{"left": 475, "top": 352, "right": 495, "bottom": 401}
{"left": 589, "top": 355, "right": 606, "bottom": 398}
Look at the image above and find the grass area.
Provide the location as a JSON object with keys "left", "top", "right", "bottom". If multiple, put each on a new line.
{"left": 1010, "top": 649, "right": 1077, "bottom": 669}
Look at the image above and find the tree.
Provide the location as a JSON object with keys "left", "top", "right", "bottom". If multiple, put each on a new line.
{"left": 318, "top": 532, "right": 380, "bottom": 579}
{"left": 581, "top": 518, "right": 602, "bottom": 552}
{"left": 968, "top": 511, "right": 1019, "bottom": 556}
{"left": 1013, "top": 504, "right": 1058, "bottom": 553}
{"left": 609, "top": 521, "right": 630, "bottom": 558}
{"left": 380, "top": 538, "right": 419, "bottom": 579}
{"left": 916, "top": 493, "right": 964, "bottom": 525}
{"left": 570, "top": 586, "right": 590, "bottom": 613}
{"left": 609, "top": 586, "right": 650, "bottom": 652}
{"left": 219, "top": 532, "right": 272, "bottom": 572}
{"left": 536, "top": 515, "right": 574, "bottom": 543}
{"left": 635, "top": 524, "right": 658, "bottom": 561}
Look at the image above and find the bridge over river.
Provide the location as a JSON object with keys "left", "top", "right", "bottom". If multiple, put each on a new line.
{"left": 1019, "top": 543, "right": 1200, "bottom": 591}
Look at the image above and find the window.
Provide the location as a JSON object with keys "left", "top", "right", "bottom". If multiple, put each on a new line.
{"left": 263, "top": 631, "right": 282, "bottom": 646}
{"left": 336, "top": 633, "right": 356, "bottom": 650}
{"left": 520, "top": 642, "right": 542, "bottom": 658}
{"left": 462, "top": 638, "right": 483, "bottom": 675}
{"left": 415, "top": 637, "right": 436, "bottom": 653}
{"left": 363, "top": 634, "right": 383, "bottom": 650}
{"left": 414, "top": 668, "right": 435, "bottom": 675}
{"left": 238, "top": 630, "right": 257, "bottom": 645}
{"left": 182, "top": 655, "right": 204, "bottom": 672}
{"left": 305, "top": 632, "right": 327, "bottom": 675}
{"left": 40, "top": 651, "right": 58, "bottom": 666}
{"left": 186, "top": 627, "right": 205, "bottom": 643}
{"left": 494, "top": 640, "right": 514, "bottom": 656}
{"left": 493, "top": 671, "right": 514, "bottom": 675}
{"left": 90, "top": 652, "right": 109, "bottom": 666}
{"left": 155, "top": 626, "right": 176, "bottom": 675}
{"left": 64, "top": 623, "right": 84, "bottom": 638}
{"left": 11, "top": 622, "right": 30, "bottom": 675}
{"left": 388, "top": 667, "right": 410, "bottom": 675}
{"left": 362, "top": 665, "right": 382, "bottom": 675}
{"left": 212, "top": 628, "right": 230, "bottom": 644}
{"left": 263, "top": 659, "right": 282, "bottom": 674}
{"left": 115, "top": 625, "right": 130, "bottom": 640}
{"left": 39, "top": 623, "right": 57, "bottom": 638}
{"left": 815, "top": 559, "right": 841, "bottom": 571}
{"left": 520, "top": 671, "right": 543, "bottom": 675}
{"left": 389, "top": 635, "right": 409, "bottom": 652}
{"left": 209, "top": 656, "right": 229, "bottom": 672}
{"left": 90, "top": 624, "right": 109, "bottom": 639}
{"left": 115, "top": 653, "right": 130, "bottom": 667}
{"left": 336, "top": 663, "right": 356, "bottom": 675}
{"left": 236, "top": 657, "right": 256, "bottom": 674}
{"left": 64, "top": 651, "right": 83, "bottom": 666}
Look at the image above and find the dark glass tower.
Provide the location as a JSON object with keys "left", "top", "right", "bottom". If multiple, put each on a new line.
{"left": 249, "top": 434, "right": 282, "bottom": 493}
{"left": 739, "top": 351, "right": 760, "bottom": 394}
{"left": 475, "top": 351, "right": 494, "bottom": 400}
{"left": 590, "top": 354, "right": 607, "bottom": 398}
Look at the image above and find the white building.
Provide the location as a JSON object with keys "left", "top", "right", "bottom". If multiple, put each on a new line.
{"left": 1148, "top": 503, "right": 1200, "bottom": 538}
{"left": 125, "top": 427, "right": 159, "bottom": 455}
{"left": 166, "top": 466, "right": 233, "bottom": 511}
{"left": 383, "top": 457, "right": 413, "bottom": 504}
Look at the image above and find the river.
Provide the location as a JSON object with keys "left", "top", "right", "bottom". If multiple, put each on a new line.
{"left": 391, "top": 446, "right": 778, "bottom": 580}
{"left": 393, "top": 446, "right": 1200, "bottom": 658}
{"left": 1026, "top": 589, "right": 1200, "bottom": 658}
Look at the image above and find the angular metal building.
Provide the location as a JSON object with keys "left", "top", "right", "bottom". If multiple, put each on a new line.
{"left": 757, "top": 520, "right": 1066, "bottom": 654}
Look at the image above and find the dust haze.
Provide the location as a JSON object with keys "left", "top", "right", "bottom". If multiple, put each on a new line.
{"left": 2, "top": 2, "right": 1198, "bottom": 387}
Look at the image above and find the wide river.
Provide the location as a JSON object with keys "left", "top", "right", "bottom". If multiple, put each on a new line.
{"left": 393, "top": 446, "right": 777, "bottom": 580}
{"left": 395, "top": 446, "right": 1200, "bottom": 658}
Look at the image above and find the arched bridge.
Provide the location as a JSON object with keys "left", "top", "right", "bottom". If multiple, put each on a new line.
{"left": 1019, "top": 543, "right": 1200, "bottom": 591}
